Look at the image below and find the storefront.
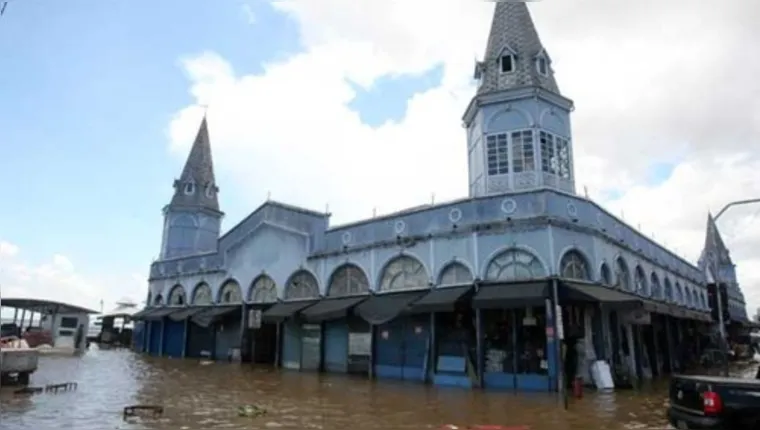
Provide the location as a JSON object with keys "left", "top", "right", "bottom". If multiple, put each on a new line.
{"left": 474, "top": 281, "right": 553, "bottom": 391}
{"left": 261, "top": 299, "right": 318, "bottom": 370}
{"left": 299, "top": 295, "right": 370, "bottom": 373}
{"left": 354, "top": 291, "right": 429, "bottom": 381}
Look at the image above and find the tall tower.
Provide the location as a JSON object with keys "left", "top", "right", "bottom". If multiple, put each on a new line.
{"left": 463, "top": 2, "right": 575, "bottom": 197}
{"left": 698, "top": 213, "right": 748, "bottom": 322}
{"left": 159, "top": 116, "right": 223, "bottom": 260}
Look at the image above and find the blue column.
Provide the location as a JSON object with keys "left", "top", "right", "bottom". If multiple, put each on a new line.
{"left": 600, "top": 306, "right": 612, "bottom": 362}
{"left": 144, "top": 321, "right": 151, "bottom": 354}
{"left": 368, "top": 324, "right": 375, "bottom": 379}
{"left": 274, "top": 322, "right": 281, "bottom": 368}
{"left": 475, "top": 308, "right": 483, "bottom": 388}
{"left": 182, "top": 318, "right": 189, "bottom": 358}
{"left": 664, "top": 316, "right": 674, "bottom": 372}
{"left": 158, "top": 318, "right": 165, "bottom": 356}
{"left": 428, "top": 312, "right": 436, "bottom": 381}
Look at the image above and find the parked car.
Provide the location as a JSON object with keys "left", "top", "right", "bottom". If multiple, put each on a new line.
{"left": 667, "top": 374, "right": 760, "bottom": 429}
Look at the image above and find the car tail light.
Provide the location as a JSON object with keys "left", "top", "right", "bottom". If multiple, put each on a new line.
{"left": 703, "top": 390, "right": 722, "bottom": 415}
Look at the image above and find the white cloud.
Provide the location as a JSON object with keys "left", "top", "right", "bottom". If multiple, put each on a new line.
{"left": 0, "top": 240, "right": 148, "bottom": 317}
{"left": 166, "top": 0, "right": 760, "bottom": 313}
{"left": 0, "top": 241, "right": 19, "bottom": 257}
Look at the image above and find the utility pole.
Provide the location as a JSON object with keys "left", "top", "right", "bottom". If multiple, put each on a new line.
{"left": 714, "top": 283, "right": 729, "bottom": 376}
{"left": 711, "top": 197, "right": 760, "bottom": 376}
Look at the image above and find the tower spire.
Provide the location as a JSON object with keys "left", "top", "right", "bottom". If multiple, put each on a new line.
{"left": 475, "top": 2, "right": 559, "bottom": 95}
{"left": 170, "top": 116, "right": 220, "bottom": 212}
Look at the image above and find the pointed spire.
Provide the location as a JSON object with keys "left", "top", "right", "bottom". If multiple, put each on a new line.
{"left": 705, "top": 213, "right": 728, "bottom": 253}
{"left": 169, "top": 116, "right": 220, "bottom": 212}
{"left": 476, "top": 2, "right": 559, "bottom": 95}
{"left": 699, "top": 212, "right": 732, "bottom": 277}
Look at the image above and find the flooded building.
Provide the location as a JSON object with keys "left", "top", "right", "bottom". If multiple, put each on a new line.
{"left": 134, "top": 3, "right": 738, "bottom": 392}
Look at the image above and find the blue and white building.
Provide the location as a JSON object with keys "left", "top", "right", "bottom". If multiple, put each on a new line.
{"left": 133, "top": 3, "right": 747, "bottom": 391}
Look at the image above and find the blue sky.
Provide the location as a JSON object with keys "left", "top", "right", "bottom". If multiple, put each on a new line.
{"left": 0, "top": 0, "right": 445, "bottom": 306}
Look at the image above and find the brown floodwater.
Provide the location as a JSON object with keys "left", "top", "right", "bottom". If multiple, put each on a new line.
{"left": 1, "top": 347, "right": 756, "bottom": 430}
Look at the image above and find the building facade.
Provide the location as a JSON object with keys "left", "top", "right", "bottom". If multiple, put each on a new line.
{"left": 133, "top": 3, "right": 746, "bottom": 391}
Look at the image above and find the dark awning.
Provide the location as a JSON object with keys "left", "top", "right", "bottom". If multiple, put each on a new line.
{"left": 687, "top": 310, "right": 713, "bottom": 323}
{"left": 141, "top": 307, "right": 177, "bottom": 321}
{"left": 247, "top": 301, "right": 275, "bottom": 310}
{"left": 195, "top": 305, "right": 241, "bottom": 319}
{"left": 189, "top": 305, "right": 241, "bottom": 327}
{"left": 560, "top": 282, "right": 641, "bottom": 309}
{"left": 261, "top": 300, "right": 317, "bottom": 322}
{"left": 411, "top": 285, "right": 473, "bottom": 313}
{"left": 131, "top": 308, "right": 153, "bottom": 320}
{"left": 354, "top": 291, "right": 427, "bottom": 325}
{"left": 641, "top": 300, "right": 676, "bottom": 316}
{"left": 300, "top": 296, "right": 369, "bottom": 322}
{"left": 168, "top": 306, "right": 210, "bottom": 321}
{"left": 472, "top": 281, "right": 548, "bottom": 309}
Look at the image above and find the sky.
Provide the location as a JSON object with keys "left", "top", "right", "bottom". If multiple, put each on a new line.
{"left": 1, "top": 0, "right": 759, "bottom": 317}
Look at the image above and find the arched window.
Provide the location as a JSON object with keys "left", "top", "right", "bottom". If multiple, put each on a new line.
{"left": 675, "top": 283, "right": 684, "bottom": 304}
{"left": 663, "top": 278, "right": 674, "bottom": 302}
{"left": 248, "top": 275, "right": 278, "bottom": 303}
{"left": 192, "top": 283, "right": 213, "bottom": 305}
{"left": 600, "top": 263, "right": 612, "bottom": 286}
{"left": 438, "top": 262, "right": 474, "bottom": 286}
{"left": 485, "top": 248, "right": 546, "bottom": 281}
{"left": 167, "top": 284, "right": 186, "bottom": 306}
{"left": 284, "top": 270, "right": 320, "bottom": 300}
{"left": 328, "top": 264, "right": 370, "bottom": 297}
{"left": 153, "top": 294, "right": 164, "bottom": 306}
{"left": 650, "top": 273, "right": 661, "bottom": 299}
{"left": 218, "top": 280, "right": 242, "bottom": 304}
{"left": 634, "top": 266, "right": 648, "bottom": 296}
{"left": 559, "top": 250, "right": 590, "bottom": 281}
{"left": 701, "top": 292, "right": 707, "bottom": 309}
{"left": 685, "top": 288, "right": 693, "bottom": 307}
{"left": 379, "top": 256, "right": 429, "bottom": 292}
{"left": 615, "top": 258, "right": 631, "bottom": 291}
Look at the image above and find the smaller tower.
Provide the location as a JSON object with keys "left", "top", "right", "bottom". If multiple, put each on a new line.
{"left": 159, "top": 117, "right": 223, "bottom": 260}
{"left": 698, "top": 213, "right": 748, "bottom": 322}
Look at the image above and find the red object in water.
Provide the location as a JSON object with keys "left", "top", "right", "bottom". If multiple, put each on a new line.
{"left": 573, "top": 376, "right": 583, "bottom": 399}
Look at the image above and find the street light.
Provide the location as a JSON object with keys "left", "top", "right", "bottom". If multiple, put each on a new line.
{"left": 714, "top": 198, "right": 760, "bottom": 222}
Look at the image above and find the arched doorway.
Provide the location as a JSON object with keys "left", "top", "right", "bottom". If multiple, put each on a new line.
{"left": 318, "top": 264, "right": 372, "bottom": 374}
{"left": 247, "top": 275, "right": 279, "bottom": 365}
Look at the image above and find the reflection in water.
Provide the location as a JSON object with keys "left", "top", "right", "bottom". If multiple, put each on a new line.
{"left": 3, "top": 347, "right": 732, "bottom": 430}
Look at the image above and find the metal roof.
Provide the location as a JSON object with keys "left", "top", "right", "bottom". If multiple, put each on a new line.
{"left": 0, "top": 298, "right": 99, "bottom": 314}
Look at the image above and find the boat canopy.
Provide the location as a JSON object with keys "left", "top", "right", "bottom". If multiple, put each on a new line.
{"left": 0, "top": 298, "right": 98, "bottom": 315}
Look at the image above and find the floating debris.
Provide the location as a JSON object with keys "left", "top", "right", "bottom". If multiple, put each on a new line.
{"left": 123, "top": 405, "right": 164, "bottom": 421}
{"left": 45, "top": 382, "right": 77, "bottom": 393}
{"left": 238, "top": 404, "right": 267, "bottom": 418}
{"left": 14, "top": 386, "right": 43, "bottom": 396}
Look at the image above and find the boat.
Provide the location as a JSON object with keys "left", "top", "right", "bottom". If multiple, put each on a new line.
{"left": 90, "top": 299, "right": 139, "bottom": 347}
{"left": 0, "top": 336, "right": 39, "bottom": 385}
{"left": 0, "top": 298, "right": 98, "bottom": 363}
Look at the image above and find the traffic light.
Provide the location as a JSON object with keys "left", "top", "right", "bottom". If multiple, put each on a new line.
{"left": 707, "top": 283, "right": 719, "bottom": 321}
{"left": 707, "top": 283, "right": 730, "bottom": 324}
{"left": 719, "top": 283, "right": 730, "bottom": 324}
